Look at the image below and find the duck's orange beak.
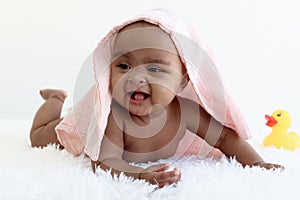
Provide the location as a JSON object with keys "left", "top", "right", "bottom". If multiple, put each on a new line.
{"left": 265, "top": 115, "right": 277, "bottom": 127}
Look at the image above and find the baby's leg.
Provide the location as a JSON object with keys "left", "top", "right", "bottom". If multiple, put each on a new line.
{"left": 30, "top": 89, "right": 67, "bottom": 148}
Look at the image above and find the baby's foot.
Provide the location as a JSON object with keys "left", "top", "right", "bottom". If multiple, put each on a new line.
{"left": 40, "top": 89, "right": 68, "bottom": 102}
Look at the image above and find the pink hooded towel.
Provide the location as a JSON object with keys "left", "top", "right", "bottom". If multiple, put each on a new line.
{"left": 55, "top": 8, "right": 251, "bottom": 161}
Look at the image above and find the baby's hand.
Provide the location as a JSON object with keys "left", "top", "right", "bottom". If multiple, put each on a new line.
{"left": 254, "top": 161, "right": 284, "bottom": 170}
{"left": 139, "top": 163, "right": 181, "bottom": 188}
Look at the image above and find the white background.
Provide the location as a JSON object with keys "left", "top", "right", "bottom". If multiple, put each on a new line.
{"left": 1, "top": 0, "right": 300, "bottom": 141}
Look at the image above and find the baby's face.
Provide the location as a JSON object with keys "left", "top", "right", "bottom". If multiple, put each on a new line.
{"left": 110, "top": 22, "right": 187, "bottom": 116}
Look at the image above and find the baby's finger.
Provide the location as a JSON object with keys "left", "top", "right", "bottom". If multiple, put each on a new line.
{"left": 145, "top": 163, "right": 170, "bottom": 173}
{"left": 261, "top": 163, "right": 285, "bottom": 171}
{"left": 174, "top": 168, "right": 181, "bottom": 181}
{"left": 156, "top": 174, "right": 181, "bottom": 188}
{"left": 154, "top": 163, "right": 170, "bottom": 172}
{"left": 155, "top": 168, "right": 181, "bottom": 183}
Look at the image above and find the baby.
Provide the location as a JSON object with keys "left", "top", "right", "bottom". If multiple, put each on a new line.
{"left": 30, "top": 10, "right": 283, "bottom": 188}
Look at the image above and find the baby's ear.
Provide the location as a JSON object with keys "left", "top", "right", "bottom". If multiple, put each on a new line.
{"left": 178, "top": 73, "right": 189, "bottom": 93}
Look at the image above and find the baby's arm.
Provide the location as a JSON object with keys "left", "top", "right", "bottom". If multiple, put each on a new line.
{"left": 184, "top": 99, "right": 283, "bottom": 169}
{"left": 93, "top": 112, "right": 181, "bottom": 187}
{"left": 213, "top": 126, "right": 283, "bottom": 169}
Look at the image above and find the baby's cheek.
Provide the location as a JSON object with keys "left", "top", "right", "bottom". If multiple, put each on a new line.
{"left": 151, "top": 86, "right": 176, "bottom": 107}
{"left": 110, "top": 74, "right": 126, "bottom": 94}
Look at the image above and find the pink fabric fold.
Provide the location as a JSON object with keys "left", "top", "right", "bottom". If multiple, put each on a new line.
{"left": 55, "top": 8, "right": 251, "bottom": 161}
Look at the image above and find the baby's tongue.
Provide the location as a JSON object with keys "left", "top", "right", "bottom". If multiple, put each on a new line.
{"left": 133, "top": 92, "right": 146, "bottom": 100}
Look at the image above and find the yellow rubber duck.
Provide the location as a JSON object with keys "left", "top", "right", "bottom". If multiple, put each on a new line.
{"left": 264, "top": 109, "right": 300, "bottom": 150}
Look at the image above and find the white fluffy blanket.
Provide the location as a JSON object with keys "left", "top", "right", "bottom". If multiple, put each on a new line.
{"left": 1, "top": 119, "right": 300, "bottom": 200}
{"left": 1, "top": 0, "right": 300, "bottom": 199}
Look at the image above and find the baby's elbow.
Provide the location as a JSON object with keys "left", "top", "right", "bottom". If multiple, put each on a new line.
{"left": 91, "top": 160, "right": 99, "bottom": 173}
{"left": 29, "top": 130, "right": 39, "bottom": 147}
{"left": 91, "top": 160, "right": 111, "bottom": 174}
{"left": 215, "top": 128, "right": 238, "bottom": 149}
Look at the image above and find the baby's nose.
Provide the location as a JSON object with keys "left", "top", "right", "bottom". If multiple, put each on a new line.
{"left": 128, "top": 75, "right": 146, "bottom": 84}
{"left": 127, "top": 66, "right": 147, "bottom": 84}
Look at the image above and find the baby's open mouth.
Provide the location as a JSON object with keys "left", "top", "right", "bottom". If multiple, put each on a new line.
{"left": 128, "top": 91, "right": 150, "bottom": 101}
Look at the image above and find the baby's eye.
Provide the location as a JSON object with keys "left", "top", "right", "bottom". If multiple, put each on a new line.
{"left": 147, "top": 65, "right": 163, "bottom": 73}
{"left": 117, "top": 63, "right": 131, "bottom": 70}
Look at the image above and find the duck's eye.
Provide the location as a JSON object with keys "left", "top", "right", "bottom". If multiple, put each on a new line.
{"left": 277, "top": 113, "right": 281, "bottom": 117}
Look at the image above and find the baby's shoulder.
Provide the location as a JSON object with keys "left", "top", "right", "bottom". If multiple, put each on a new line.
{"left": 175, "top": 95, "right": 209, "bottom": 117}
{"left": 172, "top": 96, "right": 201, "bottom": 119}
{"left": 175, "top": 95, "right": 201, "bottom": 110}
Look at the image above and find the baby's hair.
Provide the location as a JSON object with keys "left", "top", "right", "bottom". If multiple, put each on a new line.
{"left": 119, "top": 20, "right": 158, "bottom": 32}
{"left": 112, "top": 20, "right": 189, "bottom": 81}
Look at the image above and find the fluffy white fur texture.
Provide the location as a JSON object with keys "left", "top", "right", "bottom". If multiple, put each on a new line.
{"left": 1, "top": 119, "right": 299, "bottom": 200}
